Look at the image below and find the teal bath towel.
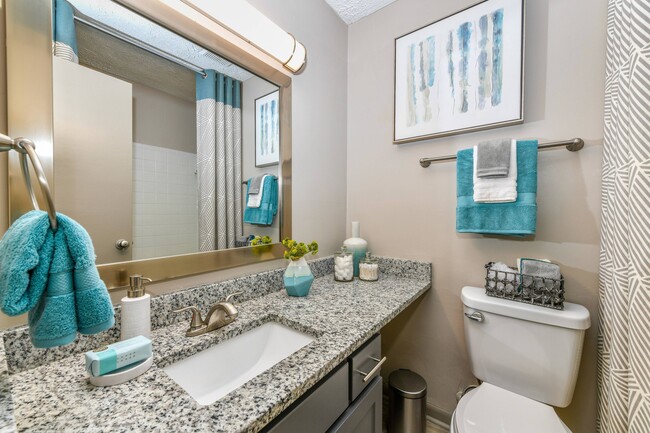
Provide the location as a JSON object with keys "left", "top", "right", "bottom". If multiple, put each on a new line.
{"left": 244, "top": 176, "right": 278, "bottom": 226}
{"left": 456, "top": 140, "right": 538, "bottom": 236}
{"left": 0, "top": 211, "right": 115, "bottom": 348}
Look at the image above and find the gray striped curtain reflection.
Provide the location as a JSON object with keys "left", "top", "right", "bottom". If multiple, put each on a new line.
{"left": 196, "top": 71, "right": 243, "bottom": 251}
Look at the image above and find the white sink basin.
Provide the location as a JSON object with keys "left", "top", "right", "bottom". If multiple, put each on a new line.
{"left": 163, "top": 322, "right": 315, "bottom": 405}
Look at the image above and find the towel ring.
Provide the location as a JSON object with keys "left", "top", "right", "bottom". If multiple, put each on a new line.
{"left": 0, "top": 134, "right": 58, "bottom": 231}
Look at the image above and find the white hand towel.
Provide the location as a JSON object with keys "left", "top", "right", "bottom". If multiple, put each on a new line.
{"left": 473, "top": 139, "right": 518, "bottom": 203}
{"left": 247, "top": 175, "right": 270, "bottom": 208}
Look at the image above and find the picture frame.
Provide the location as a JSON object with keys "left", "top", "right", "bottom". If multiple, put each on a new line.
{"left": 394, "top": 0, "right": 525, "bottom": 144}
{"left": 255, "top": 90, "right": 280, "bottom": 167}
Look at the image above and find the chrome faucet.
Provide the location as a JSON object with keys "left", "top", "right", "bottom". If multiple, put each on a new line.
{"left": 174, "top": 292, "right": 242, "bottom": 337}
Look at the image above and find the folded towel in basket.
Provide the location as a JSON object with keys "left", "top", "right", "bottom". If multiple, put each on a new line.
{"left": 487, "top": 262, "right": 520, "bottom": 292}
{"left": 0, "top": 210, "right": 115, "bottom": 348}
{"left": 519, "top": 258, "right": 561, "bottom": 289}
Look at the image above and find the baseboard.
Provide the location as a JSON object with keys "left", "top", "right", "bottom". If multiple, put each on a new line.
{"left": 426, "top": 402, "right": 452, "bottom": 430}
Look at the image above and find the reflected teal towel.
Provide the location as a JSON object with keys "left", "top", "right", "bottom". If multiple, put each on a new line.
{"left": 0, "top": 211, "right": 115, "bottom": 348}
{"left": 456, "top": 140, "right": 538, "bottom": 236}
{"left": 244, "top": 176, "right": 278, "bottom": 226}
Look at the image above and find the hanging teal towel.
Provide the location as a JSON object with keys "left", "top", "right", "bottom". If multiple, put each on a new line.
{"left": 0, "top": 211, "right": 115, "bottom": 348}
{"left": 244, "top": 176, "right": 278, "bottom": 226}
{"left": 456, "top": 140, "right": 538, "bottom": 236}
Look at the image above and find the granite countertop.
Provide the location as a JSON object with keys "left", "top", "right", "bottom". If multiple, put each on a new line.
{"left": 0, "top": 257, "right": 430, "bottom": 433}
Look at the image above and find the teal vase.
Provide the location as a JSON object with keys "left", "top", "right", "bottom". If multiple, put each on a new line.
{"left": 284, "top": 257, "right": 314, "bottom": 297}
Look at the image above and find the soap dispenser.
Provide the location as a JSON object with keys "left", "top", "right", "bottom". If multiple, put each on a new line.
{"left": 343, "top": 221, "right": 368, "bottom": 278}
{"left": 121, "top": 275, "right": 152, "bottom": 341}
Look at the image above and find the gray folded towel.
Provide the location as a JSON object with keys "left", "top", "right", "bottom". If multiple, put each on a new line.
{"left": 487, "top": 262, "right": 520, "bottom": 292}
{"left": 476, "top": 139, "right": 511, "bottom": 178}
{"left": 248, "top": 174, "right": 267, "bottom": 194}
{"left": 520, "top": 259, "right": 561, "bottom": 289}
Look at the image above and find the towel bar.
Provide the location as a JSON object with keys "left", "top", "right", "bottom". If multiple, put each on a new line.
{"left": 419, "top": 138, "right": 584, "bottom": 168}
{"left": 243, "top": 175, "right": 278, "bottom": 185}
{"left": 0, "top": 133, "right": 58, "bottom": 231}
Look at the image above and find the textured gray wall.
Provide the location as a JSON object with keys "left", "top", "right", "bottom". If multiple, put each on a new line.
{"left": 347, "top": 1, "right": 606, "bottom": 432}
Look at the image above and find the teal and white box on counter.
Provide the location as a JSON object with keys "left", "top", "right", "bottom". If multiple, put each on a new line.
{"left": 85, "top": 335, "right": 152, "bottom": 377}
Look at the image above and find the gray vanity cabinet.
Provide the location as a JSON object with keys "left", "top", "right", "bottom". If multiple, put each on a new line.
{"left": 327, "top": 376, "right": 382, "bottom": 433}
{"left": 265, "top": 334, "right": 383, "bottom": 433}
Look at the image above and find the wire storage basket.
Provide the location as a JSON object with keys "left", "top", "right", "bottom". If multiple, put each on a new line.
{"left": 484, "top": 262, "right": 565, "bottom": 310}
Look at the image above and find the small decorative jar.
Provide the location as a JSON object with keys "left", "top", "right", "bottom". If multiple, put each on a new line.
{"left": 359, "top": 252, "right": 379, "bottom": 282}
{"left": 334, "top": 246, "right": 354, "bottom": 282}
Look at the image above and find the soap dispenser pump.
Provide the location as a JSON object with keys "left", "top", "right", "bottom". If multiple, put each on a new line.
{"left": 120, "top": 275, "right": 152, "bottom": 341}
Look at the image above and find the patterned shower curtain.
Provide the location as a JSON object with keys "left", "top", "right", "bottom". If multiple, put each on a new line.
{"left": 196, "top": 70, "right": 243, "bottom": 251}
{"left": 597, "top": 1, "right": 650, "bottom": 431}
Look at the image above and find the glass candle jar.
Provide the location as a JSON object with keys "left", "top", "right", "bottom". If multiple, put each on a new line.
{"left": 334, "top": 246, "right": 354, "bottom": 282}
{"left": 359, "top": 252, "right": 379, "bottom": 281}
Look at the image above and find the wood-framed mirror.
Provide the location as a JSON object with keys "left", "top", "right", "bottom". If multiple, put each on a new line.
{"left": 6, "top": 0, "right": 293, "bottom": 289}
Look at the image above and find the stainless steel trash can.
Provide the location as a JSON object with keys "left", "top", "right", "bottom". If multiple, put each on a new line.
{"left": 388, "top": 369, "right": 427, "bottom": 433}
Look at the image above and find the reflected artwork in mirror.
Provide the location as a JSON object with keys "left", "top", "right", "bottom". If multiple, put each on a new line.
{"left": 6, "top": 0, "right": 292, "bottom": 288}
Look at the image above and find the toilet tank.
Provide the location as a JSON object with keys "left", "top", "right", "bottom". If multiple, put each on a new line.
{"left": 461, "top": 286, "right": 590, "bottom": 407}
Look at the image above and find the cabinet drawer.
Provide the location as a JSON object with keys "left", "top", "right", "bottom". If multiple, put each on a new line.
{"left": 328, "top": 376, "right": 382, "bottom": 433}
{"left": 349, "top": 334, "right": 383, "bottom": 401}
{"left": 266, "top": 362, "right": 349, "bottom": 433}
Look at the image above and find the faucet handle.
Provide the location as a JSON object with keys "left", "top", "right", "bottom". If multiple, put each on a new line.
{"left": 173, "top": 306, "right": 204, "bottom": 331}
{"left": 225, "top": 292, "right": 243, "bottom": 303}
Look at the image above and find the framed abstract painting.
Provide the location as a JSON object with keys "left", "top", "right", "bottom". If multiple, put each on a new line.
{"left": 394, "top": 0, "right": 524, "bottom": 144}
{"left": 255, "top": 90, "right": 280, "bottom": 167}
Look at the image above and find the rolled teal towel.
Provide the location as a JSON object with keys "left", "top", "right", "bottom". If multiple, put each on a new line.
{"left": 456, "top": 140, "right": 538, "bottom": 236}
{"left": 244, "top": 176, "right": 278, "bottom": 226}
{"left": 54, "top": 0, "right": 78, "bottom": 56}
{"left": 0, "top": 211, "right": 115, "bottom": 348}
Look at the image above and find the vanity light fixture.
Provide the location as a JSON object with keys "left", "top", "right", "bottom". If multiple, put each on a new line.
{"left": 180, "top": 0, "right": 307, "bottom": 73}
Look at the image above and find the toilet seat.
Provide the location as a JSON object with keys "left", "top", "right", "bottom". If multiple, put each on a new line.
{"left": 450, "top": 383, "right": 571, "bottom": 433}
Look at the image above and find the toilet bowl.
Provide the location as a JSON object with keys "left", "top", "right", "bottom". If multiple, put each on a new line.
{"left": 453, "top": 286, "right": 590, "bottom": 433}
{"left": 450, "top": 383, "right": 571, "bottom": 433}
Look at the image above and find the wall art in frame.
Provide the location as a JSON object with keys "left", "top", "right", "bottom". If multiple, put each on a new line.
{"left": 255, "top": 90, "right": 280, "bottom": 167}
{"left": 394, "top": 0, "right": 524, "bottom": 144}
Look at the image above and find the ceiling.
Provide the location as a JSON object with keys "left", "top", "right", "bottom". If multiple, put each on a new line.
{"left": 325, "top": 0, "right": 397, "bottom": 24}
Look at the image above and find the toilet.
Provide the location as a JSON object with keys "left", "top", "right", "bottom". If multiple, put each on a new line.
{"left": 451, "top": 286, "right": 591, "bottom": 433}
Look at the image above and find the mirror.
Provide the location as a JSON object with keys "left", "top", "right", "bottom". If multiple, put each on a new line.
{"left": 6, "top": 0, "right": 292, "bottom": 288}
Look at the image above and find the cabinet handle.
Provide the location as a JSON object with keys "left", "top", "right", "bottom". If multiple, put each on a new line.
{"left": 356, "top": 356, "right": 387, "bottom": 383}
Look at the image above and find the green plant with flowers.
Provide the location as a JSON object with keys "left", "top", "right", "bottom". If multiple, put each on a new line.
{"left": 282, "top": 238, "right": 318, "bottom": 261}
{"left": 251, "top": 235, "right": 273, "bottom": 246}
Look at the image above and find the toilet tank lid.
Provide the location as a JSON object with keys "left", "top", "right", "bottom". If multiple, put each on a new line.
{"left": 461, "top": 286, "right": 591, "bottom": 330}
